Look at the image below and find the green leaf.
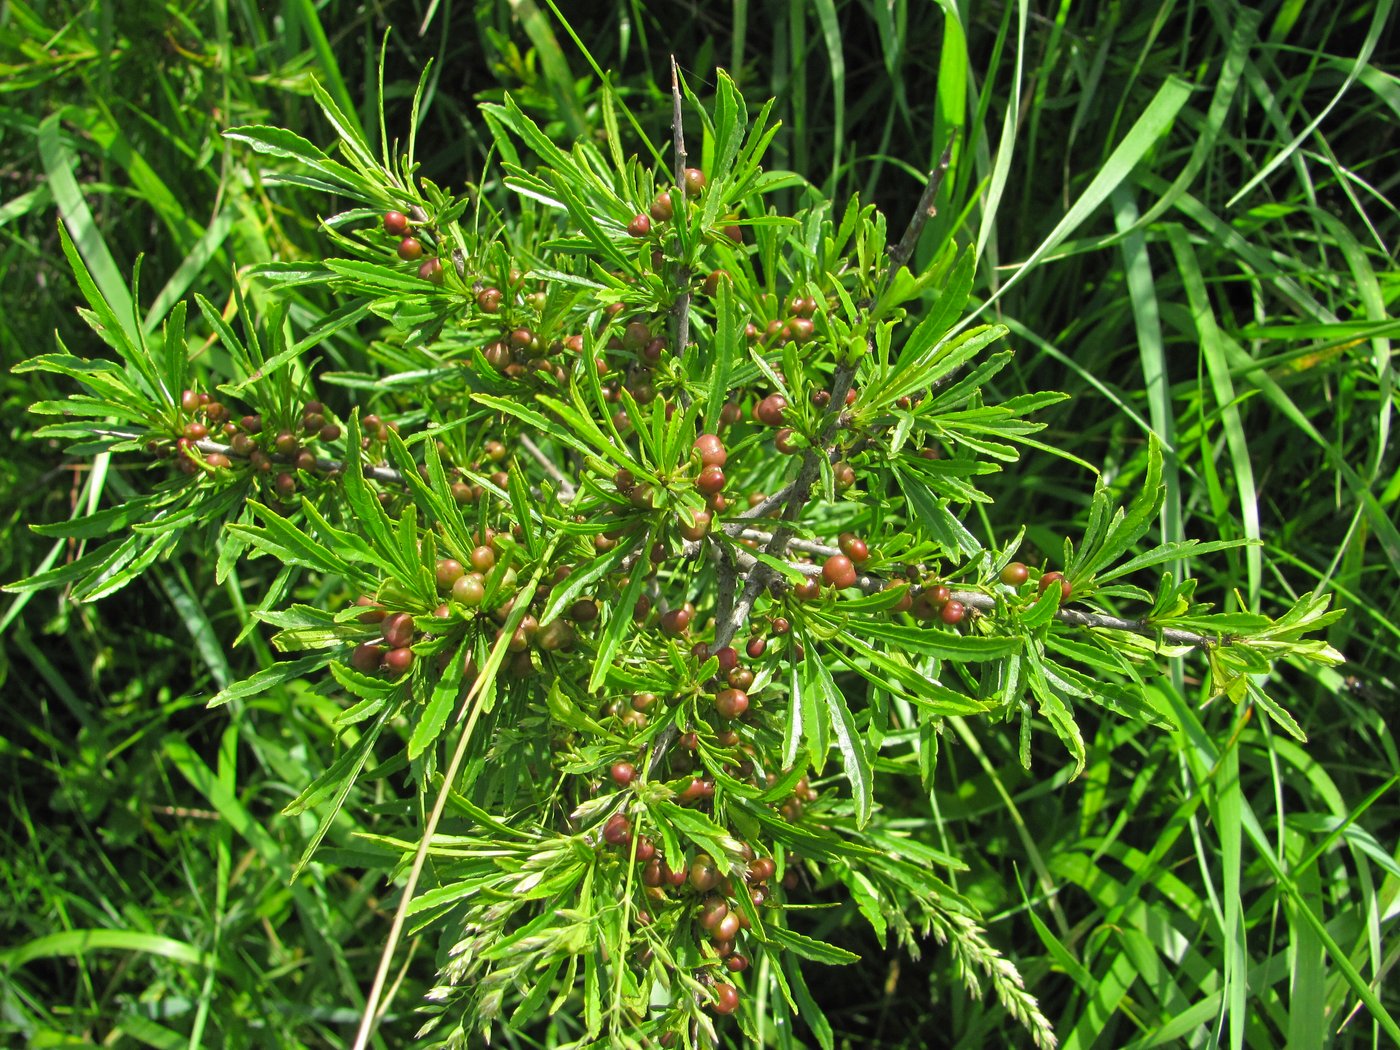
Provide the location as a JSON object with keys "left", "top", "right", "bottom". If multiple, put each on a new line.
{"left": 207, "top": 654, "right": 331, "bottom": 709}
{"left": 765, "top": 923, "right": 861, "bottom": 965}
{"left": 802, "top": 640, "right": 873, "bottom": 827}
{"left": 409, "top": 640, "right": 470, "bottom": 761}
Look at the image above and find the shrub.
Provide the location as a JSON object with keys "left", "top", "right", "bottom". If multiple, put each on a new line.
{"left": 9, "top": 67, "right": 1343, "bottom": 1049}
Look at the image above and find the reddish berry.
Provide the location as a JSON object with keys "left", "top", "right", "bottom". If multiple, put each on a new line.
{"left": 746, "top": 637, "right": 767, "bottom": 659}
{"left": 380, "top": 612, "right": 415, "bottom": 649}
{"left": 940, "top": 600, "right": 966, "bottom": 625}
{"left": 793, "top": 577, "right": 821, "bottom": 601}
{"left": 382, "top": 646, "right": 414, "bottom": 675}
{"left": 602, "top": 813, "right": 632, "bottom": 846}
{"left": 710, "top": 983, "right": 740, "bottom": 1015}
{"left": 350, "top": 642, "right": 383, "bottom": 674}
{"left": 755, "top": 394, "right": 788, "bottom": 426}
{"left": 696, "top": 465, "right": 726, "bottom": 495}
{"left": 679, "top": 510, "right": 712, "bottom": 542}
{"left": 1001, "top": 561, "right": 1029, "bottom": 586}
{"left": 435, "top": 559, "right": 464, "bottom": 591}
{"left": 747, "top": 856, "right": 776, "bottom": 883}
{"left": 383, "top": 211, "right": 410, "bottom": 236}
{"left": 397, "top": 237, "right": 423, "bottom": 261}
{"left": 682, "top": 168, "right": 707, "bottom": 197}
{"left": 838, "top": 533, "right": 870, "bottom": 563}
{"left": 698, "top": 898, "right": 729, "bottom": 930}
{"left": 627, "top": 213, "right": 651, "bottom": 237}
{"left": 451, "top": 574, "right": 485, "bottom": 606}
{"left": 649, "top": 192, "right": 674, "bottom": 221}
{"left": 611, "top": 762, "right": 636, "bottom": 786}
{"left": 725, "top": 953, "right": 750, "bottom": 973}
{"left": 689, "top": 855, "right": 720, "bottom": 892}
{"left": 660, "top": 607, "right": 692, "bottom": 636}
{"left": 1040, "top": 571, "right": 1072, "bottom": 600}
{"left": 419, "top": 257, "right": 443, "bottom": 284}
{"left": 822, "top": 554, "right": 857, "bottom": 589}
{"left": 715, "top": 688, "right": 749, "bottom": 719}
{"left": 693, "top": 433, "right": 727, "bottom": 468}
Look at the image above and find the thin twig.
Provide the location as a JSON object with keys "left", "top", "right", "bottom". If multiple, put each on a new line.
{"left": 888, "top": 142, "right": 954, "bottom": 276}
{"left": 669, "top": 56, "right": 693, "bottom": 395}
{"left": 520, "top": 434, "right": 576, "bottom": 502}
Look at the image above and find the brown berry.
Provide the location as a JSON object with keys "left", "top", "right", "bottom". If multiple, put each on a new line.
{"left": 1001, "top": 561, "right": 1029, "bottom": 586}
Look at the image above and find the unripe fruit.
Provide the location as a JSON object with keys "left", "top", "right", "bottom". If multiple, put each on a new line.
{"left": 659, "top": 607, "right": 692, "bottom": 636}
{"left": 713, "top": 910, "right": 742, "bottom": 942}
{"left": 725, "top": 953, "right": 750, "bottom": 973}
{"left": 602, "top": 813, "right": 631, "bottom": 846}
{"left": 476, "top": 287, "right": 503, "bottom": 313}
{"left": 754, "top": 394, "right": 788, "bottom": 426}
{"left": 1040, "top": 571, "right": 1072, "bottom": 600}
{"left": 748, "top": 856, "right": 776, "bottom": 883}
{"left": 698, "top": 897, "right": 729, "bottom": 930}
{"left": 383, "top": 210, "right": 410, "bottom": 236}
{"left": 715, "top": 688, "right": 750, "bottom": 719}
{"left": 689, "top": 855, "right": 720, "bottom": 892}
{"left": 682, "top": 168, "right": 707, "bottom": 196}
{"left": 469, "top": 545, "right": 496, "bottom": 572}
{"left": 713, "top": 646, "right": 739, "bottom": 673}
{"left": 451, "top": 574, "right": 485, "bottom": 606}
{"left": 382, "top": 646, "right": 414, "bottom": 675}
{"left": 631, "top": 691, "right": 657, "bottom": 712}
{"left": 940, "top": 600, "right": 966, "bottom": 625}
{"left": 419, "top": 258, "right": 443, "bottom": 284}
{"left": 710, "top": 983, "right": 740, "bottom": 1015}
{"left": 642, "top": 858, "right": 664, "bottom": 887}
{"left": 623, "top": 321, "right": 651, "bottom": 350}
{"left": 822, "top": 554, "right": 857, "bottom": 588}
{"left": 693, "top": 433, "right": 727, "bottom": 468}
{"left": 838, "top": 533, "right": 870, "bottom": 563}
{"left": 381, "top": 612, "right": 415, "bottom": 648}
{"left": 649, "top": 192, "right": 674, "bottom": 221}
{"left": 350, "top": 642, "right": 383, "bottom": 674}
{"left": 696, "top": 465, "right": 726, "bottom": 496}
{"left": 436, "top": 558, "right": 464, "bottom": 591}
{"left": 535, "top": 619, "right": 576, "bottom": 651}
{"left": 397, "top": 237, "right": 423, "bottom": 261}
{"left": 774, "top": 428, "right": 798, "bottom": 454}
{"left": 1001, "top": 561, "right": 1029, "bottom": 585}
{"left": 611, "top": 761, "right": 636, "bottom": 786}
{"left": 679, "top": 510, "right": 712, "bottom": 542}
{"left": 788, "top": 317, "right": 815, "bottom": 343}
{"left": 627, "top": 213, "right": 651, "bottom": 237}
{"left": 703, "top": 269, "right": 729, "bottom": 296}
{"left": 833, "top": 461, "right": 856, "bottom": 490}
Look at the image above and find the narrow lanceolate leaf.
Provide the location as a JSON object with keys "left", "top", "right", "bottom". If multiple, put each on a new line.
{"left": 587, "top": 530, "right": 653, "bottom": 692}
{"left": 804, "top": 642, "right": 874, "bottom": 827}
{"left": 289, "top": 703, "right": 396, "bottom": 879}
{"left": 207, "top": 654, "right": 331, "bottom": 709}
{"left": 765, "top": 923, "right": 861, "bottom": 965}
{"left": 409, "top": 639, "right": 470, "bottom": 761}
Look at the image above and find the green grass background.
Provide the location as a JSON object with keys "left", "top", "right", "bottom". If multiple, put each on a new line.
{"left": 1, "top": 1, "right": 1396, "bottom": 1046}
